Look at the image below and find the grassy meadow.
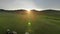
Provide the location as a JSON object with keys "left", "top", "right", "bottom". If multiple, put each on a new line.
{"left": 0, "top": 10, "right": 60, "bottom": 34}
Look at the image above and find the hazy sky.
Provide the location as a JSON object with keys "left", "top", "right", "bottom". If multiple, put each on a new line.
{"left": 0, "top": 0, "right": 60, "bottom": 10}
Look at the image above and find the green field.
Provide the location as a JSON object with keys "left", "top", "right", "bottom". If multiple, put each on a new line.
{"left": 0, "top": 10, "right": 60, "bottom": 34}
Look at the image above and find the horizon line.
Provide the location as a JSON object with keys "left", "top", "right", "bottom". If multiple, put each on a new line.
{"left": 0, "top": 8, "right": 60, "bottom": 11}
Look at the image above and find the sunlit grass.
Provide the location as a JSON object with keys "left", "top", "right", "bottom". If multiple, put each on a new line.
{"left": 0, "top": 11, "right": 60, "bottom": 34}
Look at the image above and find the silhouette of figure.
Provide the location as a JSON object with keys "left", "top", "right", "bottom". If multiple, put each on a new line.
{"left": 12, "top": 31, "right": 17, "bottom": 34}
{"left": 6, "top": 29, "right": 11, "bottom": 34}
{"left": 25, "top": 32, "right": 29, "bottom": 34}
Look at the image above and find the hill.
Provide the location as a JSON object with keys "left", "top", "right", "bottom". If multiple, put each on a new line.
{"left": 0, "top": 9, "right": 60, "bottom": 34}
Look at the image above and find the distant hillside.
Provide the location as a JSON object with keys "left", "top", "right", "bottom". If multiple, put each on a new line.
{"left": 0, "top": 9, "right": 60, "bottom": 12}
{"left": 0, "top": 9, "right": 60, "bottom": 14}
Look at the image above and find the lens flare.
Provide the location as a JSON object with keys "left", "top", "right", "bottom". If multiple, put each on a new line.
{"left": 28, "top": 22, "right": 31, "bottom": 26}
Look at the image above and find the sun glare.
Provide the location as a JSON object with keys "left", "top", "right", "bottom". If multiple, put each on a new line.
{"left": 26, "top": 9, "right": 31, "bottom": 12}
{"left": 27, "top": 10, "right": 30, "bottom": 11}
{"left": 26, "top": 9, "right": 31, "bottom": 13}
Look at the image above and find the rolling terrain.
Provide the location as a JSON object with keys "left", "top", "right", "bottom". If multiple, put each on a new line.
{"left": 0, "top": 9, "right": 60, "bottom": 34}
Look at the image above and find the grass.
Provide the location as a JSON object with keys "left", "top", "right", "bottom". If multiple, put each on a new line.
{"left": 0, "top": 11, "right": 60, "bottom": 34}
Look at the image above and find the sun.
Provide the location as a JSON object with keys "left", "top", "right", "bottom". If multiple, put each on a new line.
{"left": 26, "top": 9, "right": 31, "bottom": 13}
{"left": 26, "top": 9, "right": 31, "bottom": 12}
{"left": 27, "top": 10, "right": 30, "bottom": 11}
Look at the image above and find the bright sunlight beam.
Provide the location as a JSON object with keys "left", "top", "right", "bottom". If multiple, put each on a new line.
{"left": 26, "top": 9, "right": 31, "bottom": 13}
{"left": 27, "top": 9, "right": 31, "bottom": 12}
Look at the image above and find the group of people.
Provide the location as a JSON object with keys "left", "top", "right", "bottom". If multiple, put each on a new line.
{"left": 6, "top": 29, "right": 17, "bottom": 34}
{"left": 6, "top": 29, "right": 30, "bottom": 34}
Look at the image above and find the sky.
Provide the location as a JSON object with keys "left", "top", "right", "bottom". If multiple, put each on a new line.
{"left": 0, "top": 0, "right": 60, "bottom": 10}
